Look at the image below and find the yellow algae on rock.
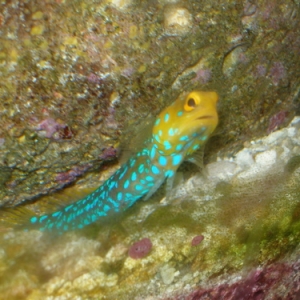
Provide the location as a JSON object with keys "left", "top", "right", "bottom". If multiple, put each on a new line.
{"left": 64, "top": 36, "right": 78, "bottom": 46}
{"left": 138, "top": 64, "right": 147, "bottom": 73}
{"left": 30, "top": 24, "right": 44, "bottom": 36}
{"left": 164, "top": 6, "right": 192, "bottom": 36}
{"left": 129, "top": 25, "right": 138, "bottom": 39}
{"left": 107, "top": 0, "right": 134, "bottom": 11}
{"left": 18, "top": 135, "right": 26, "bottom": 144}
{"left": 10, "top": 49, "right": 18, "bottom": 61}
{"left": 0, "top": 52, "right": 6, "bottom": 59}
{"left": 32, "top": 11, "right": 43, "bottom": 20}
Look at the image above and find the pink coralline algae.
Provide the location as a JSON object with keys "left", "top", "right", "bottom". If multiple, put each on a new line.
{"left": 269, "top": 62, "right": 286, "bottom": 86}
{"left": 176, "top": 261, "right": 300, "bottom": 300}
{"left": 87, "top": 73, "right": 104, "bottom": 84}
{"left": 267, "top": 111, "right": 288, "bottom": 134}
{"left": 128, "top": 238, "right": 152, "bottom": 259}
{"left": 36, "top": 118, "right": 73, "bottom": 140}
{"left": 55, "top": 165, "right": 91, "bottom": 185}
{"left": 192, "top": 69, "right": 212, "bottom": 84}
{"left": 191, "top": 235, "right": 204, "bottom": 246}
{"left": 254, "top": 65, "right": 267, "bottom": 78}
{"left": 99, "top": 146, "right": 117, "bottom": 160}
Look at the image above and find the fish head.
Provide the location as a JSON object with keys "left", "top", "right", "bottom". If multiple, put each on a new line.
{"left": 152, "top": 91, "right": 219, "bottom": 156}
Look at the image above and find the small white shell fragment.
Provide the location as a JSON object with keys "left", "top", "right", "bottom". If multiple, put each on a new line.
{"left": 207, "top": 161, "right": 238, "bottom": 180}
{"left": 255, "top": 149, "right": 277, "bottom": 167}
{"left": 160, "top": 265, "right": 177, "bottom": 285}
{"left": 164, "top": 7, "right": 192, "bottom": 35}
{"left": 235, "top": 149, "right": 254, "bottom": 168}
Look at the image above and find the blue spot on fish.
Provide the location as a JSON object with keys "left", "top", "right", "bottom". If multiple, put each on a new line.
{"left": 155, "top": 118, "right": 160, "bottom": 126}
{"left": 135, "top": 184, "right": 143, "bottom": 191}
{"left": 158, "top": 156, "right": 167, "bottom": 166}
{"left": 52, "top": 211, "right": 61, "bottom": 218}
{"left": 172, "top": 154, "right": 182, "bottom": 165}
{"left": 125, "top": 193, "right": 132, "bottom": 199}
{"left": 103, "top": 205, "right": 110, "bottom": 212}
{"left": 138, "top": 164, "right": 145, "bottom": 174}
{"left": 145, "top": 175, "right": 153, "bottom": 181}
{"left": 165, "top": 170, "right": 174, "bottom": 177}
{"left": 201, "top": 135, "right": 207, "bottom": 141}
{"left": 39, "top": 215, "right": 48, "bottom": 222}
{"left": 163, "top": 141, "right": 172, "bottom": 150}
{"left": 31, "top": 216, "right": 38, "bottom": 224}
{"left": 177, "top": 111, "right": 183, "bottom": 117}
{"left": 67, "top": 214, "right": 74, "bottom": 223}
{"left": 117, "top": 192, "right": 122, "bottom": 201}
{"left": 109, "top": 181, "right": 116, "bottom": 190}
{"left": 108, "top": 198, "right": 118, "bottom": 208}
{"left": 124, "top": 180, "right": 130, "bottom": 189}
{"left": 154, "top": 134, "right": 160, "bottom": 143}
{"left": 168, "top": 128, "right": 175, "bottom": 136}
{"left": 179, "top": 135, "right": 189, "bottom": 142}
{"left": 150, "top": 147, "right": 156, "bottom": 159}
{"left": 175, "top": 144, "right": 183, "bottom": 151}
{"left": 84, "top": 219, "right": 90, "bottom": 226}
{"left": 151, "top": 165, "right": 160, "bottom": 174}
{"left": 130, "top": 159, "right": 136, "bottom": 168}
{"left": 131, "top": 172, "right": 137, "bottom": 181}
{"left": 65, "top": 205, "right": 72, "bottom": 212}
{"left": 119, "top": 167, "right": 128, "bottom": 180}
{"left": 164, "top": 113, "right": 170, "bottom": 122}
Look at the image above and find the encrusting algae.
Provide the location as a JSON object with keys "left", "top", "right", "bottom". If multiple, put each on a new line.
{"left": 19, "top": 91, "right": 219, "bottom": 232}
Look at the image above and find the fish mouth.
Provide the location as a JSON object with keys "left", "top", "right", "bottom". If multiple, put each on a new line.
{"left": 196, "top": 115, "right": 214, "bottom": 120}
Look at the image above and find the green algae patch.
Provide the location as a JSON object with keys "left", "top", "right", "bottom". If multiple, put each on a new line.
{"left": 1, "top": 162, "right": 300, "bottom": 299}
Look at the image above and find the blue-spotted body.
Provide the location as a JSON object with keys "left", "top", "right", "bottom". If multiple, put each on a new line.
{"left": 28, "top": 91, "right": 219, "bottom": 232}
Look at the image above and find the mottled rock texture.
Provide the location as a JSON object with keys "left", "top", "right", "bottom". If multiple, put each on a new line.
{"left": 0, "top": 0, "right": 300, "bottom": 298}
{"left": 0, "top": 0, "right": 299, "bottom": 206}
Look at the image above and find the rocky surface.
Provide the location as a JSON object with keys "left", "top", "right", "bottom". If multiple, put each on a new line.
{"left": 0, "top": 0, "right": 299, "bottom": 206}
{"left": 0, "top": 0, "right": 300, "bottom": 299}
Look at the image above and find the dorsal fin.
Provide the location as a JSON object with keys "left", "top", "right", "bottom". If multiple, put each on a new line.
{"left": 119, "top": 115, "right": 155, "bottom": 164}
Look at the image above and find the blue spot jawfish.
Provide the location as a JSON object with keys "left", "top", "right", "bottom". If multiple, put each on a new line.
{"left": 26, "top": 91, "right": 218, "bottom": 232}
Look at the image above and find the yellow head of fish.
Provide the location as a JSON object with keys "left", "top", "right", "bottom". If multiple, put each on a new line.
{"left": 152, "top": 91, "right": 218, "bottom": 156}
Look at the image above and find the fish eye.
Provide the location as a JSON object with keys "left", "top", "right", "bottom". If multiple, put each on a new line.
{"left": 187, "top": 98, "right": 196, "bottom": 107}
{"left": 184, "top": 96, "right": 198, "bottom": 111}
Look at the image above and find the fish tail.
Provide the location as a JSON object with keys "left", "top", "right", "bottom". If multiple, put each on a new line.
{"left": 28, "top": 187, "right": 113, "bottom": 231}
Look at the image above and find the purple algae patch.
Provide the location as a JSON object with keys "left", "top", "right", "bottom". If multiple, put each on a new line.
{"left": 191, "top": 235, "right": 204, "bottom": 246}
{"left": 269, "top": 61, "right": 286, "bottom": 86}
{"left": 36, "top": 118, "right": 73, "bottom": 140}
{"left": 128, "top": 238, "right": 152, "bottom": 259}
{"left": 254, "top": 64, "right": 267, "bottom": 78}
{"left": 99, "top": 146, "right": 117, "bottom": 160}
{"left": 267, "top": 111, "right": 288, "bottom": 134}
{"left": 192, "top": 69, "right": 212, "bottom": 84}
